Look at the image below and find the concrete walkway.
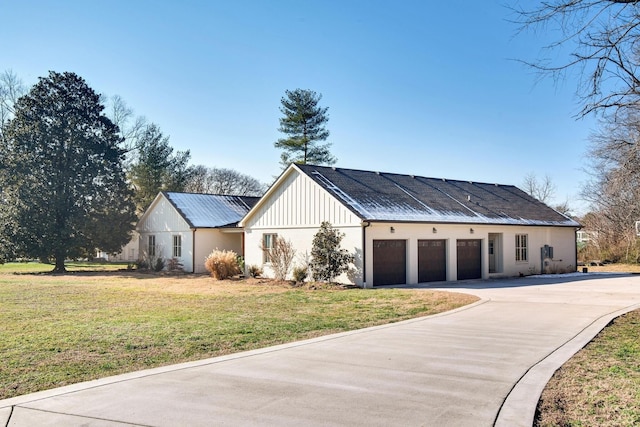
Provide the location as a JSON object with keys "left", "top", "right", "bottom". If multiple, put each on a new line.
{"left": 2, "top": 274, "right": 640, "bottom": 426}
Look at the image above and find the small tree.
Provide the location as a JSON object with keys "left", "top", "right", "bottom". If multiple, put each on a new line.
{"left": 261, "top": 237, "right": 296, "bottom": 280}
{"left": 310, "top": 222, "right": 352, "bottom": 282}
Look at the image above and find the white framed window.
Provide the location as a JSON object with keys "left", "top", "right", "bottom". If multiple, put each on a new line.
{"left": 173, "top": 235, "right": 182, "bottom": 258}
{"left": 262, "top": 233, "right": 277, "bottom": 263}
{"left": 515, "top": 234, "right": 528, "bottom": 262}
{"left": 148, "top": 235, "right": 156, "bottom": 257}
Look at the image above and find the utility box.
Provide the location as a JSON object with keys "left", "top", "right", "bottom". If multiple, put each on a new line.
{"left": 541, "top": 245, "right": 554, "bottom": 274}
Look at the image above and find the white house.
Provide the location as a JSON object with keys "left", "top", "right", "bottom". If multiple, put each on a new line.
{"left": 239, "top": 164, "right": 581, "bottom": 287}
{"left": 96, "top": 233, "right": 139, "bottom": 262}
{"left": 137, "top": 192, "right": 259, "bottom": 273}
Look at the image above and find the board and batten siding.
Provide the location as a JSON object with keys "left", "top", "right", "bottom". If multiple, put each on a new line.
{"left": 243, "top": 168, "right": 364, "bottom": 286}
{"left": 245, "top": 169, "right": 361, "bottom": 229}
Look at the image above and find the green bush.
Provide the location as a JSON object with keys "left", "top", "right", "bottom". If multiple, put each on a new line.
{"left": 152, "top": 257, "right": 165, "bottom": 272}
{"left": 311, "top": 222, "right": 353, "bottom": 282}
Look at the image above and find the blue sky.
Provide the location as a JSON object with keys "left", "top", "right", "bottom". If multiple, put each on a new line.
{"left": 2, "top": 0, "right": 595, "bottom": 213}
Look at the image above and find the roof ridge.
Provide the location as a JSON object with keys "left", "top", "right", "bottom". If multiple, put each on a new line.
{"left": 300, "top": 163, "right": 511, "bottom": 187}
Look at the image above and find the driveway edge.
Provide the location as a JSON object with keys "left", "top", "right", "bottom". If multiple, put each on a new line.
{"left": 494, "top": 302, "right": 640, "bottom": 427}
{"left": 0, "top": 298, "right": 488, "bottom": 411}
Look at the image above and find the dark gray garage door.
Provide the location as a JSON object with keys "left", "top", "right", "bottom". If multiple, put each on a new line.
{"left": 456, "top": 239, "right": 481, "bottom": 280}
{"left": 418, "top": 239, "right": 446, "bottom": 283}
{"left": 373, "top": 240, "right": 406, "bottom": 286}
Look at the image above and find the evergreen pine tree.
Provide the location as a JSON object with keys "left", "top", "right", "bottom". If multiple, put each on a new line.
{"left": 274, "top": 89, "right": 336, "bottom": 167}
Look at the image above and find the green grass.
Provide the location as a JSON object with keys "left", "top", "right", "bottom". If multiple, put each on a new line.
{"left": 0, "top": 261, "right": 129, "bottom": 274}
{"left": 535, "top": 309, "right": 640, "bottom": 427}
{"left": 0, "top": 266, "right": 477, "bottom": 399}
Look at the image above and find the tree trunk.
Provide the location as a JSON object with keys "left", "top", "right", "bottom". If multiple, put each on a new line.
{"left": 52, "top": 252, "right": 66, "bottom": 273}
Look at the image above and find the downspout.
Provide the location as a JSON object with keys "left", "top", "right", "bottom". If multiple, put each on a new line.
{"left": 574, "top": 227, "right": 580, "bottom": 272}
{"left": 192, "top": 228, "right": 197, "bottom": 274}
{"left": 362, "top": 221, "right": 371, "bottom": 288}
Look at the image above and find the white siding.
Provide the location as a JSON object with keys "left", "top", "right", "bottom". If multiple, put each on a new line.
{"left": 243, "top": 169, "right": 364, "bottom": 286}
{"left": 136, "top": 195, "right": 244, "bottom": 273}
{"left": 243, "top": 167, "right": 578, "bottom": 287}
{"left": 245, "top": 169, "right": 361, "bottom": 229}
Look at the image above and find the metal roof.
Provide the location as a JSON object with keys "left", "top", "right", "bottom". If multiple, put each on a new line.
{"left": 295, "top": 164, "right": 581, "bottom": 227}
{"left": 163, "top": 192, "right": 259, "bottom": 228}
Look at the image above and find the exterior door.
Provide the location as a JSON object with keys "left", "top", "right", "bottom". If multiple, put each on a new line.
{"left": 373, "top": 240, "right": 406, "bottom": 286}
{"left": 418, "top": 239, "right": 446, "bottom": 282}
{"left": 488, "top": 238, "right": 496, "bottom": 273}
{"left": 457, "top": 239, "right": 481, "bottom": 280}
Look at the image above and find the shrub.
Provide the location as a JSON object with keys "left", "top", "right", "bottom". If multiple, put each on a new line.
{"left": 261, "top": 237, "right": 295, "bottom": 281}
{"left": 292, "top": 265, "right": 308, "bottom": 283}
{"left": 311, "top": 222, "right": 353, "bottom": 282}
{"left": 135, "top": 258, "right": 149, "bottom": 270}
{"left": 167, "top": 257, "right": 183, "bottom": 272}
{"left": 204, "top": 249, "right": 242, "bottom": 280}
{"left": 248, "top": 264, "right": 263, "bottom": 278}
{"left": 152, "top": 257, "right": 165, "bottom": 272}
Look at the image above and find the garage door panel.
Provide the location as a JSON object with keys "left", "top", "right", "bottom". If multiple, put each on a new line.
{"left": 373, "top": 240, "right": 406, "bottom": 286}
{"left": 457, "top": 239, "right": 481, "bottom": 280}
{"left": 418, "top": 239, "right": 446, "bottom": 283}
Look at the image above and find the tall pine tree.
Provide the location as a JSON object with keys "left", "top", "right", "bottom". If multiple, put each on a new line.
{"left": 274, "top": 89, "right": 336, "bottom": 167}
{"left": 128, "top": 123, "right": 193, "bottom": 213}
{"left": 0, "top": 71, "right": 136, "bottom": 272}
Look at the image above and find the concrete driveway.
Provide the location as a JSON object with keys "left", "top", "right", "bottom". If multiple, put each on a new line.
{"left": 2, "top": 274, "right": 640, "bottom": 426}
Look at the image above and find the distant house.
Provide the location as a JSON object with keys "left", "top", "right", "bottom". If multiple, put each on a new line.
{"left": 239, "top": 164, "right": 581, "bottom": 287}
{"left": 137, "top": 192, "right": 259, "bottom": 273}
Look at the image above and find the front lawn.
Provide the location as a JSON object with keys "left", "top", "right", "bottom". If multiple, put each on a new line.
{"left": 535, "top": 309, "right": 640, "bottom": 426}
{"left": 0, "top": 264, "right": 477, "bottom": 400}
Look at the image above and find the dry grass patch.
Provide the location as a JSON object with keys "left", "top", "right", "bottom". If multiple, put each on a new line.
{"left": 581, "top": 263, "right": 640, "bottom": 274}
{"left": 535, "top": 309, "right": 640, "bottom": 427}
{"left": 0, "top": 268, "right": 477, "bottom": 400}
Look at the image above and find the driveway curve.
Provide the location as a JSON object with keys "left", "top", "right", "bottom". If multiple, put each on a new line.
{"left": 2, "top": 274, "right": 640, "bottom": 426}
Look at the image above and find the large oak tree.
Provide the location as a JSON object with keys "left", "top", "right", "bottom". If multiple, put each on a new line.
{"left": 0, "top": 71, "right": 136, "bottom": 272}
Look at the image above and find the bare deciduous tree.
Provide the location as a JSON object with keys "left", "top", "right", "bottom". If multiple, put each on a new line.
{"left": 514, "top": 0, "right": 640, "bottom": 117}
{"left": 184, "top": 166, "right": 266, "bottom": 196}
{"left": 581, "top": 111, "right": 640, "bottom": 261}
{"left": 104, "top": 95, "right": 148, "bottom": 162}
{"left": 522, "top": 172, "right": 557, "bottom": 204}
{"left": 261, "top": 237, "right": 296, "bottom": 281}
{"left": 0, "top": 70, "right": 25, "bottom": 143}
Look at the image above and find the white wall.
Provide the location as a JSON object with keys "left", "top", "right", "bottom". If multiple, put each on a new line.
{"left": 243, "top": 167, "right": 578, "bottom": 287}
{"left": 244, "top": 225, "right": 363, "bottom": 285}
{"left": 194, "top": 229, "right": 243, "bottom": 274}
{"left": 136, "top": 195, "right": 241, "bottom": 273}
{"left": 365, "top": 222, "right": 578, "bottom": 285}
{"left": 243, "top": 168, "right": 364, "bottom": 285}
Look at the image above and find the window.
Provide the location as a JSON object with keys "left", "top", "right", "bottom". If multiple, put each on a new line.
{"left": 173, "top": 235, "right": 182, "bottom": 258}
{"left": 148, "top": 235, "right": 156, "bottom": 257}
{"left": 515, "top": 234, "right": 528, "bottom": 262}
{"left": 263, "top": 233, "right": 277, "bottom": 263}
